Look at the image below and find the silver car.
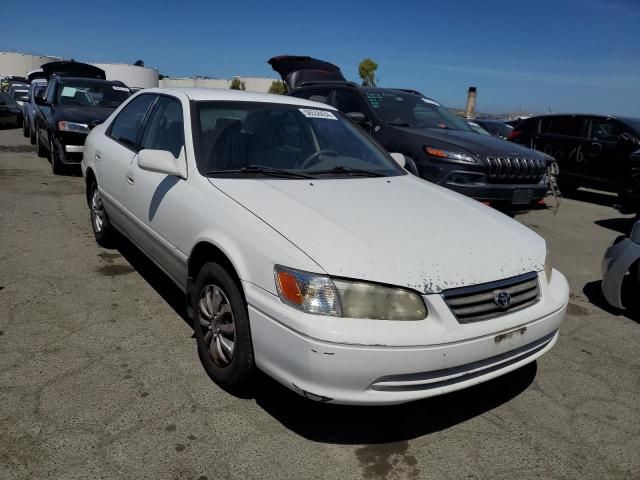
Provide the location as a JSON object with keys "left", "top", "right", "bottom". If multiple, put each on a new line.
{"left": 601, "top": 220, "right": 640, "bottom": 308}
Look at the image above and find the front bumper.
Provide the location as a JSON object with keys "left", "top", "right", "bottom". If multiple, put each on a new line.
{"left": 442, "top": 173, "right": 548, "bottom": 206}
{"left": 245, "top": 270, "right": 569, "bottom": 405}
{"left": 53, "top": 131, "right": 87, "bottom": 164}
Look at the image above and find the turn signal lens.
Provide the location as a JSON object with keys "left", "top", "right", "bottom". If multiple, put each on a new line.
{"left": 425, "top": 147, "right": 447, "bottom": 158}
{"left": 275, "top": 270, "right": 303, "bottom": 305}
{"left": 274, "top": 266, "right": 341, "bottom": 316}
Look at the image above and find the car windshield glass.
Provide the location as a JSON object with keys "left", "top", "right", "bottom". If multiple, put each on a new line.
{"left": 365, "top": 90, "right": 471, "bottom": 131}
{"left": 56, "top": 81, "right": 131, "bottom": 108}
{"left": 195, "top": 101, "right": 403, "bottom": 178}
{"left": 12, "top": 90, "right": 28, "bottom": 98}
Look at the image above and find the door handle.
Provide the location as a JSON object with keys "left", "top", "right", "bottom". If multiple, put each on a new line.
{"left": 126, "top": 175, "right": 135, "bottom": 185}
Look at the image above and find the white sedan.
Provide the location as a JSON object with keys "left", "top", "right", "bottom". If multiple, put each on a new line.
{"left": 81, "top": 88, "right": 569, "bottom": 405}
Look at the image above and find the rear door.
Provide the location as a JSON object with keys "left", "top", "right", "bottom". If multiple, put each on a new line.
{"left": 538, "top": 115, "right": 588, "bottom": 180}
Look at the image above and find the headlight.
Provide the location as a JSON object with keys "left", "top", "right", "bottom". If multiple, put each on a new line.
{"left": 274, "top": 266, "right": 427, "bottom": 320}
{"left": 424, "top": 146, "right": 477, "bottom": 164}
{"left": 58, "top": 121, "right": 89, "bottom": 133}
{"left": 544, "top": 253, "right": 553, "bottom": 282}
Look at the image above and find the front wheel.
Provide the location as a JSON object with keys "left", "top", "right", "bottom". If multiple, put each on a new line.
{"left": 22, "top": 118, "right": 29, "bottom": 137}
{"left": 35, "top": 129, "right": 47, "bottom": 158}
{"left": 192, "top": 262, "right": 255, "bottom": 393}
{"left": 89, "top": 180, "right": 116, "bottom": 247}
{"left": 50, "top": 138, "right": 63, "bottom": 175}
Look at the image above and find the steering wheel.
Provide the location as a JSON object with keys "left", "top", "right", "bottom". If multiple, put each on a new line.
{"left": 300, "top": 149, "right": 339, "bottom": 169}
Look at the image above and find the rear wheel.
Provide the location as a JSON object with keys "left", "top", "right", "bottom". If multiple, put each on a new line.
{"left": 89, "top": 180, "right": 116, "bottom": 247}
{"left": 192, "top": 262, "right": 255, "bottom": 392}
{"left": 22, "top": 118, "right": 29, "bottom": 137}
{"left": 29, "top": 127, "right": 36, "bottom": 145}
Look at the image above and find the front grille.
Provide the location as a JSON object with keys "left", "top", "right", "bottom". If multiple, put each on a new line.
{"left": 486, "top": 157, "right": 546, "bottom": 184}
{"left": 442, "top": 272, "right": 540, "bottom": 323}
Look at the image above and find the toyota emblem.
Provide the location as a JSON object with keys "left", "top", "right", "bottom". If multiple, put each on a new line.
{"left": 494, "top": 291, "right": 512, "bottom": 309}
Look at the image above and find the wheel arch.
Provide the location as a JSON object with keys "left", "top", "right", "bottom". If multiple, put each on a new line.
{"left": 84, "top": 167, "right": 97, "bottom": 207}
{"left": 188, "top": 241, "right": 244, "bottom": 299}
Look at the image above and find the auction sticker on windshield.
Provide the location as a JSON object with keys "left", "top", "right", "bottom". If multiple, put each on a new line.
{"left": 299, "top": 108, "right": 337, "bottom": 120}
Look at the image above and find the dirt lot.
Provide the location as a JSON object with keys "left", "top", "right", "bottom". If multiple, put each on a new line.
{"left": 1, "top": 126, "right": 638, "bottom": 480}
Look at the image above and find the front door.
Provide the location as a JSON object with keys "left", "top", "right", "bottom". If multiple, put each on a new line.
{"left": 124, "top": 95, "right": 188, "bottom": 286}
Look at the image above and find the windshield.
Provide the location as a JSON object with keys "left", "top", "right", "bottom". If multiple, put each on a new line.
{"left": 194, "top": 101, "right": 403, "bottom": 178}
{"left": 34, "top": 84, "right": 47, "bottom": 98}
{"left": 56, "top": 81, "right": 131, "bottom": 108}
{"left": 12, "top": 90, "right": 28, "bottom": 99}
{"left": 365, "top": 91, "right": 471, "bottom": 131}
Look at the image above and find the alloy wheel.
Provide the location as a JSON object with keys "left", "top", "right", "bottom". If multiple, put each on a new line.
{"left": 198, "top": 284, "right": 236, "bottom": 367}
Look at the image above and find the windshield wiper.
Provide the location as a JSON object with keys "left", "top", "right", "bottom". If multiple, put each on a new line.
{"left": 386, "top": 121, "right": 413, "bottom": 127}
{"left": 308, "top": 166, "right": 386, "bottom": 177}
{"left": 206, "top": 165, "right": 313, "bottom": 179}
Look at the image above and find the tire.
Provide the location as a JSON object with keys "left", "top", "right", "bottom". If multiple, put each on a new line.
{"left": 36, "top": 129, "right": 47, "bottom": 158}
{"left": 89, "top": 180, "right": 117, "bottom": 247}
{"left": 22, "top": 118, "right": 29, "bottom": 137}
{"left": 29, "top": 126, "right": 36, "bottom": 145}
{"left": 192, "top": 262, "right": 255, "bottom": 392}
{"left": 50, "top": 137, "right": 63, "bottom": 175}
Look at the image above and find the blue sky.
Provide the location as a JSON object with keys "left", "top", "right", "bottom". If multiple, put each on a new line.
{"left": 2, "top": 0, "right": 639, "bottom": 115}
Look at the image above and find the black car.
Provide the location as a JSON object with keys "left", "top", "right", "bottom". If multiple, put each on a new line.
{"left": 0, "top": 91, "right": 22, "bottom": 128}
{"left": 34, "top": 61, "right": 131, "bottom": 174}
{"left": 509, "top": 114, "right": 640, "bottom": 208}
{"left": 472, "top": 118, "right": 513, "bottom": 139}
{"left": 269, "top": 56, "right": 552, "bottom": 212}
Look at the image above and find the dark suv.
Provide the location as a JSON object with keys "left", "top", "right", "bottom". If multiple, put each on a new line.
{"left": 269, "top": 56, "right": 553, "bottom": 212}
{"left": 509, "top": 114, "right": 640, "bottom": 208}
{"left": 34, "top": 61, "right": 131, "bottom": 174}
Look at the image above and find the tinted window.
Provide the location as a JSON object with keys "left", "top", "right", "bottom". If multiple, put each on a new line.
{"left": 195, "top": 101, "right": 402, "bottom": 177}
{"left": 517, "top": 118, "right": 538, "bottom": 133}
{"left": 140, "top": 97, "right": 184, "bottom": 158}
{"left": 295, "top": 88, "right": 332, "bottom": 105}
{"left": 546, "top": 116, "right": 585, "bottom": 137}
{"left": 109, "top": 94, "right": 156, "bottom": 148}
{"left": 333, "top": 90, "right": 366, "bottom": 115}
{"left": 590, "top": 119, "right": 624, "bottom": 141}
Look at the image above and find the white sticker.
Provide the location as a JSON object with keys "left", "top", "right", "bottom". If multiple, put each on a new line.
{"left": 61, "top": 86, "right": 77, "bottom": 97}
{"left": 421, "top": 98, "right": 441, "bottom": 106}
{"left": 112, "top": 86, "right": 129, "bottom": 92}
{"left": 299, "top": 108, "right": 337, "bottom": 120}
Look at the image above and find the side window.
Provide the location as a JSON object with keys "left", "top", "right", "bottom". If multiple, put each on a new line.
{"left": 518, "top": 118, "right": 539, "bottom": 133}
{"left": 140, "top": 96, "right": 184, "bottom": 158}
{"left": 333, "top": 90, "right": 366, "bottom": 115}
{"left": 590, "top": 119, "right": 624, "bottom": 142}
{"left": 294, "top": 88, "right": 332, "bottom": 105}
{"left": 108, "top": 94, "right": 156, "bottom": 149}
{"left": 548, "top": 116, "right": 586, "bottom": 137}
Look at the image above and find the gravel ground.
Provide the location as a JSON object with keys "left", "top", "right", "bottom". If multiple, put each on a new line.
{"left": 0, "top": 126, "right": 638, "bottom": 480}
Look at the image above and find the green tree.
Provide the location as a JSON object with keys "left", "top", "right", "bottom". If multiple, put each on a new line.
{"left": 230, "top": 77, "right": 246, "bottom": 90}
{"left": 267, "top": 80, "right": 287, "bottom": 95}
{"left": 358, "top": 58, "right": 378, "bottom": 87}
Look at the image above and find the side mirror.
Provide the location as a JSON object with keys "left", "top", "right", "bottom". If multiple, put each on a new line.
{"left": 34, "top": 95, "right": 48, "bottom": 106}
{"left": 346, "top": 112, "right": 369, "bottom": 125}
{"left": 137, "top": 148, "right": 187, "bottom": 178}
{"left": 390, "top": 152, "right": 407, "bottom": 168}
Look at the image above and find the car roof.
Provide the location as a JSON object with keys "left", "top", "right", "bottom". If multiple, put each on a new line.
{"left": 140, "top": 87, "right": 339, "bottom": 110}
{"left": 55, "top": 76, "right": 126, "bottom": 86}
{"left": 525, "top": 113, "right": 640, "bottom": 121}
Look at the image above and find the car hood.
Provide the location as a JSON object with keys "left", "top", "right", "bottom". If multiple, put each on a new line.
{"left": 52, "top": 106, "right": 115, "bottom": 126}
{"left": 209, "top": 175, "right": 545, "bottom": 293}
{"left": 397, "top": 126, "right": 546, "bottom": 160}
